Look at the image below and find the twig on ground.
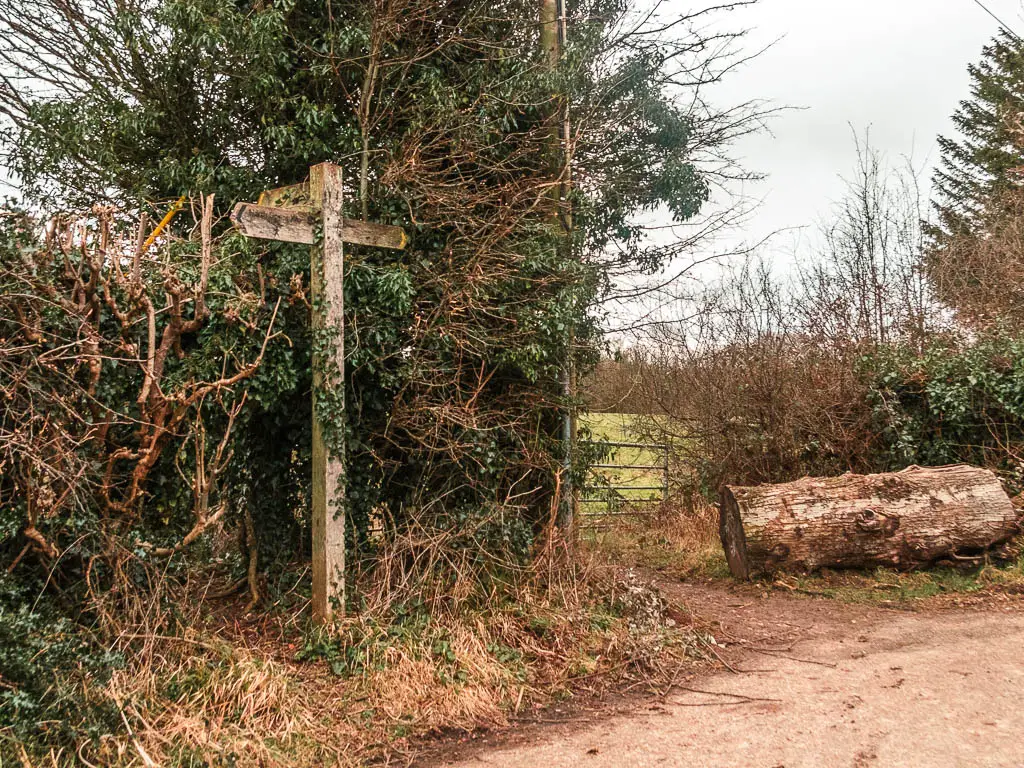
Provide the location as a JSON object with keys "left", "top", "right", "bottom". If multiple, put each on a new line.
{"left": 658, "top": 658, "right": 688, "bottom": 698}
{"left": 747, "top": 647, "right": 837, "bottom": 668}
{"left": 670, "top": 685, "right": 781, "bottom": 704}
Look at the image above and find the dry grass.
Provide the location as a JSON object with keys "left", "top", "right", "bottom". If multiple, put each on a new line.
{"left": 79, "top": 619, "right": 516, "bottom": 766}
{"left": 103, "top": 642, "right": 312, "bottom": 766}
{"left": 585, "top": 497, "right": 728, "bottom": 580}
{"left": 1, "top": 502, "right": 724, "bottom": 768}
{"left": 52, "top": 547, "right": 699, "bottom": 768}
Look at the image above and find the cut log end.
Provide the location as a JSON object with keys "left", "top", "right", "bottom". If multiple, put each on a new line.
{"left": 719, "top": 487, "right": 751, "bottom": 580}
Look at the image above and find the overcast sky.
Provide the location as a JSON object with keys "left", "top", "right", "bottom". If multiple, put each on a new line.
{"left": 691, "top": 0, "right": 1019, "bottom": 260}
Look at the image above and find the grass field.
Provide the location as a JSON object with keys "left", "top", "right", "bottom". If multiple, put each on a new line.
{"left": 582, "top": 412, "right": 643, "bottom": 442}
{"left": 580, "top": 412, "right": 666, "bottom": 506}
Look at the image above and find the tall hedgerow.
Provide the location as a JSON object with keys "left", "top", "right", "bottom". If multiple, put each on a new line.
{"left": 0, "top": 0, "right": 744, "bottom": 570}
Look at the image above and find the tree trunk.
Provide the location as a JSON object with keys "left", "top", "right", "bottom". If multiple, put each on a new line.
{"left": 719, "top": 464, "right": 1019, "bottom": 579}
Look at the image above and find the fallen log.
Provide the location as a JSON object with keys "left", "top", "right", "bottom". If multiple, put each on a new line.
{"left": 719, "top": 464, "right": 1020, "bottom": 579}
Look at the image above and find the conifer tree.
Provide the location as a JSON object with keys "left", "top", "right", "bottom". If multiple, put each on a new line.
{"left": 932, "top": 29, "right": 1024, "bottom": 239}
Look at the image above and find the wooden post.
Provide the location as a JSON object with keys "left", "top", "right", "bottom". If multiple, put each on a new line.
{"left": 308, "top": 162, "right": 347, "bottom": 622}
{"left": 539, "top": 0, "right": 559, "bottom": 70}
{"left": 230, "top": 166, "right": 406, "bottom": 623}
{"left": 541, "top": 0, "right": 577, "bottom": 532}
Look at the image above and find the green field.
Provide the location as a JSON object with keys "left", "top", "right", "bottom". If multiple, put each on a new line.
{"left": 582, "top": 411, "right": 642, "bottom": 442}
{"left": 580, "top": 412, "right": 666, "bottom": 506}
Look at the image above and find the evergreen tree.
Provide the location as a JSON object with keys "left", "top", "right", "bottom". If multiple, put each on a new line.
{"left": 932, "top": 29, "right": 1024, "bottom": 239}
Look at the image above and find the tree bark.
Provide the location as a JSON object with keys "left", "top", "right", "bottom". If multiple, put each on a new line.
{"left": 719, "top": 464, "right": 1020, "bottom": 579}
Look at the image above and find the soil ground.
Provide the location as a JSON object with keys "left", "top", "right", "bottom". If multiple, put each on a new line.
{"left": 428, "top": 579, "right": 1024, "bottom": 768}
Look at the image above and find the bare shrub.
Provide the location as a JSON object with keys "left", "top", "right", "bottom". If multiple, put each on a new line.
{"left": 927, "top": 186, "right": 1024, "bottom": 329}
{"left": 0, "top": 201, "right": 281, "bottom": 596}
{"left": 609, "top": 136, "right": 941, "bottom": 496}
{"left": 796, "top": 134, "right": 937, "bottom": 350}
{"left": 622, "top": 262, "right": 874, "bottom": 495}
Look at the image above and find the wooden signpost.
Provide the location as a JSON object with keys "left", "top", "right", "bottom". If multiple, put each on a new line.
{"left": 231, "top": 162, "right": 407, "bottom": 622}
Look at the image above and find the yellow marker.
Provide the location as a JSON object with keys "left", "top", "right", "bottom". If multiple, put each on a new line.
{"left": 142, "top": 195, "right": 186, "bottom": 251}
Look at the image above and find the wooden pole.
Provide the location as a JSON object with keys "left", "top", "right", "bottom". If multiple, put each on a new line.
{"left": 539, "top": 0, "right": 559, "bottom": 69}
{"left": 309, "top": 162, "right": 347, "bottom": 622}
{"left": 542, "top": 0, "right": 577, "bottom": 532}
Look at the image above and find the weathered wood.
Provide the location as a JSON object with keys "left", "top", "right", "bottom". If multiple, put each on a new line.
{"left": 231, "top": 202, "right": 407, "bottom": 250}
{"left": 231, "top": 202, "right": 316, "bottom": 244}
{"left": 258, "top": 181, "right": 313, "bottom": 211}
{"left": 719, "top": 464, "right": 1020, "bottom": 579}
{"left": 309, "top": 163, "right": 347, "bottom": 622}
{"left": 337, "top": 218, "right": 408, "bottom": 250}
{"left": 231, "top": 167, "right": 410, "bottom": 623}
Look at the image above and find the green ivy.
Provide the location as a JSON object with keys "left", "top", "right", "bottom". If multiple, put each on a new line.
{"left": 866, "top": 333, "right": 1024, "bottom": 491}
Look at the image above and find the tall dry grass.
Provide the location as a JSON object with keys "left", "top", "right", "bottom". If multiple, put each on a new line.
{"left": 585, "top": 497, "right": 726, "bottom": 580}
{"left": 55, "top": 526, "right": 689, "bottom": 768}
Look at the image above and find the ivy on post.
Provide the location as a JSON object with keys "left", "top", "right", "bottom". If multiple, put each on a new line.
{"left": 540, "top": 0, "right": 577, "bottom": 533}
{"left": 308, "top": 162, "right": 347, "bottom": 622}
{"left": 230, "top": 162, "right": 407, "bottom": 622}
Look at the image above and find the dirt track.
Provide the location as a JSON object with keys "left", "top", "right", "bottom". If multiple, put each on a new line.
{"left": 437, "top": 582, "right": 1024, "bottom": 768}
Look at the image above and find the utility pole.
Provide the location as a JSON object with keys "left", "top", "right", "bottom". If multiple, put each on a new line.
{"left": 541, "top": 0, "right": 577, "bottom": 532}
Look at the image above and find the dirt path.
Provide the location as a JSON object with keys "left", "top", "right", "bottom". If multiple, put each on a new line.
{"left": 435, "top": 582, "right": 1024, "bottom": 768}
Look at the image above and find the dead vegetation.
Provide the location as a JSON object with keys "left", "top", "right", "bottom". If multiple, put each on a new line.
{"left": 52, "top": 549, "right": 707, "bottom": 768}
{"left": 1, "top": 200, "right": 277, "bottom": 604}
{"left": 585, "top": 497, "right": 727, "bottom": 581}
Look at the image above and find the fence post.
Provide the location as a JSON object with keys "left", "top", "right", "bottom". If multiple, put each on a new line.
{"left": 662, "top": 444, "right": 670, "bottom": 503}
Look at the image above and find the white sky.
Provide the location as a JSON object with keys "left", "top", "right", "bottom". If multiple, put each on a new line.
{"left": 693, "top": 0, "right": 1019, "bottom": 260}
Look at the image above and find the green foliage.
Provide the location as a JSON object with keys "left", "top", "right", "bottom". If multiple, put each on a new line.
{"left": 932, "top": 30, "right": 1024, "bottom": 239}
{"left": 2, "top": 0, "right": 716, "bottom": 567}
{"left": 0, "top": 574, "right": 122, "bottom": 759}
{"left": 783, "top": 552, "right": 1024, "bottom": 605}
{"left": 0, "top": 9, "right": 723, "bottom": 756}
{"left": 294, "top": 610, "right": 469, "bottom": 681}
{"left": 865, "top": 333, "right": 1024, "bottom": 490}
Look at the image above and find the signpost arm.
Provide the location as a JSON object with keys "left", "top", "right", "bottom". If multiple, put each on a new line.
{"left": 309, "top": 162, "right": 347, "bottom": 622}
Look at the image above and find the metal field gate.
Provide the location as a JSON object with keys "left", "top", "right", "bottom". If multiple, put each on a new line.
{"left": 581, "top": 440, "right": 669, "bottom": 524}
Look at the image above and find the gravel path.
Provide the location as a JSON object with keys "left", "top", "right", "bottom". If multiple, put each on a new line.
{"left": 438, "top": 583, "right": 1024, "bottom": 768}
